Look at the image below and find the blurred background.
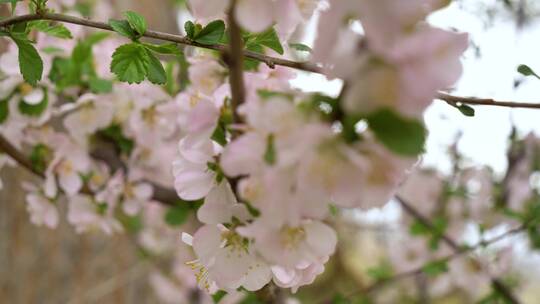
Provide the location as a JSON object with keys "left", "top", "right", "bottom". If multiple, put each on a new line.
{"left": 2, "top": 0, "right": 540, "bottom": 303}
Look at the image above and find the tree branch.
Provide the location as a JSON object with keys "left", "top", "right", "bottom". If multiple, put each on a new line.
{"left": 396, "top": 196, "right": 521, "bottom": 304}
{"left": 332, "top": 217, "right": 528, "bottom": 303}
{"left": 437, "top": 93, "right": 540, "bottom": 109}
{"left": 0, "top": 12, "right": 321, "bottom": 73}
{"left": 0, "top": 134, "right": 177, "bottom": 205}
{"left": 225, "top": 0, "right": 246, "bottom": 123}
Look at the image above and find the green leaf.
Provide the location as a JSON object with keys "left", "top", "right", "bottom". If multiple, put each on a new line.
{"left": 0, "top": 97, "right": 9, "bottom": 124}
{"left": 184, "top": 20, "right": 195, "bottom": 39}
{"left": 86, "top": 32, "right": 110, "bottom": 45}
{"left": 244, "top": 43, "right": 264, "bottom": 70}
{"left": 109, "top": 19, "right": 137, "bottom": 39}
{"left": 246, "top": 27, "right": 284, "bottom": 55}
{"left": 366, "top": 263, "right": 393, "bottom": 281}
{"left": 145, "top": 50, "right": 167, "bottom": 85}
{"left": 110, "top": 43, "right": 150, "bottom": 84}
{"left": 517, "top": 64, "right": 540, "bottom": 79}
{"left": 211, "top": 122, "right": 227, "bottom": 146}
{"left": 143, "top": 42, "right": 182, "bottom": 56}
{"left": 456, "top": 103, "right": 475, "bottom": 117}
{"left": 119, "top": 214, "right": 143, "bottom": 233}
{"left": 366, "top": 108, "right": 426, "bottom": 156}
{"left": 194, "top": 20, "right": 225, "bottom": 45}
{"left": 13, "top": 38, "right": 43, "bottom": 86}
{"left": 212, "top": 290, "right": 227, "bottom": 303}
{"left": 29, "top": 20, "right": 73, "bottom": 39}
{"left": 289, "top": 42, "right": 312, "bottom": 53}
{"left": 18, "top": 89, "right": 48, "bottom": 116}
{"left": 422, "top": 260, "right": 449, "bottom": 277}
{"left": 264, "top": 134, "right": 276, "bottom": 165}
{"left": 124, "top": 11, "right": 147, "bottom": 36}
{"left": 88, "top": 77, "right": 113, "bottom": 93}
{"left": 99, "top": 124, "right": 135, "bottom": 156}
{"left": 29, "top": 143, "right": 50, "bottom": 173}
{"left": 409, "top": 220, "right": 430, "bottom": 236}
{"left": 164, "top": 204, "right": 190, "bottom": 226}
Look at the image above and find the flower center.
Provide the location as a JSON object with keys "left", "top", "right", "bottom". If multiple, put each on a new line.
{"left": 281, "top": 226, "right": 306, "bottom": 250}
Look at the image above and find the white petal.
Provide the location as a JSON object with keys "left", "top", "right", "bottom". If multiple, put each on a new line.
{"left": 192, "top": 225, "right": 222, "bottom": 265}
{"left": 197, "top": 181, "right": 236, "bottom": 224}
{"left": 305, "top": 221, "right": 337, "bottom": 258}
{"left": 23, "top": 88, "right": 45, "bottom": 105}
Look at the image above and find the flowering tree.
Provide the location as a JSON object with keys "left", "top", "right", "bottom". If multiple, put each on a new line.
{"left": 1, "top": 0, "right": 540, "bottom": 303}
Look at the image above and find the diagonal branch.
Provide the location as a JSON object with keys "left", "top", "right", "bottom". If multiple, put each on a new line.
{"left": 437, "top": 93, "right": 540, "bottom": 109}
{"left": 396, "top": 195, "right": 521, "bottom": 304}
{"left": 0, "top": 134, "right": 177, "bottom": 205}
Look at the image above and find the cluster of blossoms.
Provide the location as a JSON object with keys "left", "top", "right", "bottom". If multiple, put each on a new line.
{"left": 3, "top": 0, "right": 540, "bottom": 302}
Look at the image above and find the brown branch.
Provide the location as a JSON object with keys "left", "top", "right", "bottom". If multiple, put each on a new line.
{"left": 0, "top": 12, "right": 321, "bottom": 73}
{"left": 225, "top": 0, "right": 246, "bottom": 124}
{"left": 331, "top": 218, "right": 528, "bottom": 303}
{"left": 0, "top": 134, "right": 176, "bottom": 205}
{"left": 437, "top": 92, "right": 540, "bottom": 109}
{"left": 396, "top": 196, "right": 521, "bottom": 304}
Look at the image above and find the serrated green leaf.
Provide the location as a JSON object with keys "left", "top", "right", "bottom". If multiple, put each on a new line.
{"left": 246, "top": 27, "right": 284, "bottom": 55}
{"left": 366, "top": 108, "right": 426, "bottom": 156}
{"left": 29, "top": 20, "right": 73, "bottom": 39}
{"left": 124, "top": 11, "right": 147, "bottom": 36}
{"left": 164, "top": 204, "right": 190, "bottom": 226}
{"left": 13, "top": 38, "right": 43, "bottom": 86}
{"left": 289, "top": 42, "right": 312, "bottom": 52}
{"left": 194, "top": 20, "right": 225, "bottom": 45}
{"left": 143, "top": 42, "right": 182, "bottom": 56}
{"left": 517, "top": 64, "right": 540, "bottom": 79}
{"left": 184, "top": 20, "right": 195, "bottom": 39}
{"left": 18, "top": 89, "right": 48, "bottom": 116}
{"left": 145, "top": 50, "right": 167, "bottom": 85}
{"left": 110, "top": 43, "right": 149, "bottom": 84}
{"left": 109, "top": 19, "right": 137, "bottom": 39}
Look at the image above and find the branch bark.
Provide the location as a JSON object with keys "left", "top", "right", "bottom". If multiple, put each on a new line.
{"left": 0, "top": 12, "right": 321, "bottom": 73}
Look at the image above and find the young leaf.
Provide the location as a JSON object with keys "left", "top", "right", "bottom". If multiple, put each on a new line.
{"left": 517, "top": 64, "right": 540, "bottom": 79}
{"left": 110, "top": 43, "right": 150, "bottom": 84}
{"left": 366, "top": 108, "right": 426, "bottom": 156}
{"left": 29, "top": 20, "right": 73, "bottom": 39}
{"left": 145, "top": 50, "right": 167, "bottom": 85}
{"left": 194, "top": 20, "right": 225, "bottom": 45}
{"left": 456, "top": 104, "right": 475, "bottom": 117}
{"left": 184, "top": 20, "right": 195, "bottom": 39}
{"left": 143, "top": 42, "right": 182, "bottom": 56}
{"left": 124, "top": 11, "right": 147, "bottom": 36}
{"left": 247, "top": 27, "right": 284, "bottom": 55}
{"left": 13, "top": 38, "right": 43, "bottom": 86}
{"left": 164, "top": 204, "right": 190, "bottom": 226}
{"left": 109, "top": 19, "right": 137, "bottom": 40}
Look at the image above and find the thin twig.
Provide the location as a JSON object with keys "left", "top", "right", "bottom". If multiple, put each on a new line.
{"left": 0, "top": 12, "right": 321, "bottom": 73}
{"left": 437, "top": 93, "right": 540, "bottom": 109}
{"left": 332, "top": 218, "right": 528, "bottom": 303}
{"left": 225, "top": 0, "right": 246, "bottom": 123}
{"left": 396, "top": 196, "right": 521, "bottom": 304}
